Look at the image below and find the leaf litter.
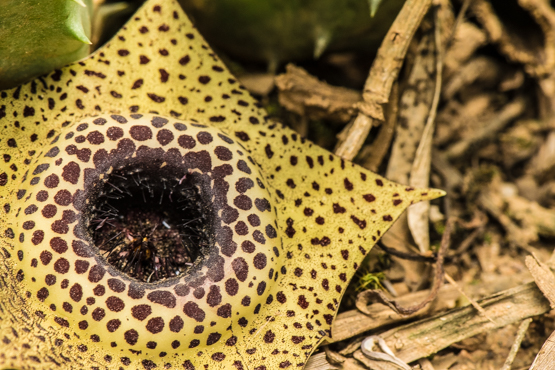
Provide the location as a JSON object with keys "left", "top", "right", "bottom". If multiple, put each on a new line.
{"left": 257, "top": 0, "right": 555, "bottom": 368}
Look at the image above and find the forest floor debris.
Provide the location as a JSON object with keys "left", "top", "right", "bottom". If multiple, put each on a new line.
{"left": 256, "top": 0, "right": 555, "bottom": 368}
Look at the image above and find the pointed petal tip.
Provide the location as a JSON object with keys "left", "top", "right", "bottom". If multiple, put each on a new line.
{"left": 416, "top": 187, "right": 446, "bottom": 202}
{"left": 401, "top": 186, "right": 446, "bottom": 205}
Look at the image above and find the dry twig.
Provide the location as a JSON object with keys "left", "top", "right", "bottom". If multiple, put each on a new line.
{"left": 501, "top": 318, "right": 533, "bottom": 370}
{"left": 446, "top": 96, "right": 527, "bottom": 160}
{"left": 379, "top": 282, "right": 550, "bottom": 364}
{"left": 275, "top": 65, "right": 361, "bottom": 123}
{"left": 359, "top": 82, "right": 399, "bottom": 172}
{"left": 335, "top": 0, "right": 433, "bottom": 160}
{"left": 526, "top": 255, "right": 555, "bottom": 370}
{"left": 329, "top": 285, "right": 459, "bottom": 344}
{"left": 356, "top": 218, "right": 452, "bottom": 317}
{"left": 307, "top": 282, "right": 551, "bottom": 370}
{"left": 526, "top": 255, "right": 555, "bottom": 308}
{"left": 444, "top": 272, "right": 495, "bottom": 324}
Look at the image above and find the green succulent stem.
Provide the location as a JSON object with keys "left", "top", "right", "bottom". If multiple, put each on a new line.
{"left": 0, "top": 0, "right": 93, "bottom": 90}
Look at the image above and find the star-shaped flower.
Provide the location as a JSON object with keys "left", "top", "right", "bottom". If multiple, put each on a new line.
{"left": 0, "top": 1, "right": 443, "bottom": 369}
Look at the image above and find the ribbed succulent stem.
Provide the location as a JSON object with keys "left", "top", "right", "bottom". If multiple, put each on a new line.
{"left": 0, "top": 0, "right": 93, "bottom": 89}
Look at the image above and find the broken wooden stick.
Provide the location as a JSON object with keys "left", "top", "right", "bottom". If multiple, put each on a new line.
{"left": 306, "top": 282, "right": 550, "bottom": 370}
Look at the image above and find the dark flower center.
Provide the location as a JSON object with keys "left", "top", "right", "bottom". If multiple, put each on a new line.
{"left": 88, "top": 165, "right": 213, "bottom": 283}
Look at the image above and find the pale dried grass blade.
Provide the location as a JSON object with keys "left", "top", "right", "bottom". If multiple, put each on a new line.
{"left": 409, "top": 5, "right": 444, "bottom": 253}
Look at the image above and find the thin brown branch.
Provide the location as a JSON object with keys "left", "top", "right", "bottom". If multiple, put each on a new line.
{"left": 329, "top": 285, "right": 460, "bottom": 345}
{"left": 357, "top": 218, "right": 452, "bottom": 317}
{"left": 444, "top": 272, "right": 495, "bottom": 324}
{"left": 335, "top": 0, "right": 433, "bottom": 160}
{"left": 309, "top": 282, "right": 551, "bottom": 369}
{"left": 447, "top": 0, "right": 472, "bottom": 49}
{"left": 376, "top": 242, "right": 436, "bottom": 262}
{"left": 446, "top": 96, "right": 526, "bottom": 160}
{"left": 360, "top": 82, "right": 399, "bottom": 172}
{"left": 383, "top": 282, "right": 550, "bottom": 364}
{"left": 392, "top": 217, "right": 451, "bottom": 315}
{"left": 275, "top": 64, "right": 361, "bottom": 123}
{"left": 501, "top": 318, "right": 533, "bottom": 370}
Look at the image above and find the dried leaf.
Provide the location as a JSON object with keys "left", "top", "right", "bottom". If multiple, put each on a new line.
{"left": 408, "top": 118, "right": 435, "bottom": 252}
{"left": 526, "top": 255, "right": 555, "bottom": 308}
